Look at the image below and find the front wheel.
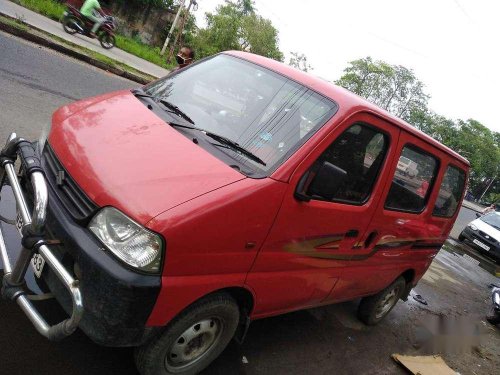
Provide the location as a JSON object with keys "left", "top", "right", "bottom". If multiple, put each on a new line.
{"left": 358, "top": 276, "right": 406, "bottom": 325}
{"left": 62, "top": 16, "right": 80, "bottom": 35}
{"left": 458, "top": 232, "right": 465, "bottom": 242}
{"left": 135, "top": 293, "right": 240, "bottom": 375}
{"left": 99, "top": 33, "right": 116, "bottom": 49}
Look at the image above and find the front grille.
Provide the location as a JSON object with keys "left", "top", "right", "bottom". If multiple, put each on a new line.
{"left": 42, "top": 144, "right": 98, "bottom": 224}
{"left": 471, "top": 231, "right": 497, "bottom": 248}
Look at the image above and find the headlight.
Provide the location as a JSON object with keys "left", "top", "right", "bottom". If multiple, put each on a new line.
{"left": 494, "top": 291, "right": 500, "bottom": 306}
{"left": 469, "top": 224, "right": 478, "bottom": 231}
{"left": 88, "top": 207, "right": 163, "bottom": 273}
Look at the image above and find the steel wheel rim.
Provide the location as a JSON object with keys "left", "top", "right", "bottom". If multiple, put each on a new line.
{"left": 375, "top": 287, "right": 400, "bottom": 319}
{"left": 165, "top": 318, "right": 224, "bottom": 372}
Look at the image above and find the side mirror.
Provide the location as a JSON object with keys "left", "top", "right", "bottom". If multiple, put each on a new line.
{"left": 295, "top": 161, "right": 347, "bottom": 202}
{"left": 476, "top": 212, "right": 482, "bottom": 218}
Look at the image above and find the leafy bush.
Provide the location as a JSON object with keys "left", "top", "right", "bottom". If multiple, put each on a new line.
{"left": 13, "top": 0, "right": 65, "bottom": 21}
{"left": 115, "top": 35, "right": 175, "bottom": 69}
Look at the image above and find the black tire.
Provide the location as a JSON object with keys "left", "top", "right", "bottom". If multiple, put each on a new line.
{"left": 62, "top": 16, "right": 80, "bottom": 35}
{"left": 458, "top": 232, "right": 465, "bottom": 242}
{"left": 358, "top": 276, "right": 406, "bottom": 325}
{"left": 135, "top": 293, "right": 240, "bottom": 375}
{"left": 99, "top": 33, "right": 116, "bottom": 49}
{"left": 486, "top": 305, "right": 500, "bottom": 325}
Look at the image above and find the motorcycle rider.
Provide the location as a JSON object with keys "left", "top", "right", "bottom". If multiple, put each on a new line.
{"left": 80, "top": 0, "right": 106, "bottom": 38}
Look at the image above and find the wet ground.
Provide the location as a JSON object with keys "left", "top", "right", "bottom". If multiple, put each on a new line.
{"left": 1, "top": 31, "right": 499, "bottom": 375}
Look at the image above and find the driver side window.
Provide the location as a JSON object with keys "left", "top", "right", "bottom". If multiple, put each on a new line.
{"left": 305, "top": 123, "right": 389, "bottom": 204}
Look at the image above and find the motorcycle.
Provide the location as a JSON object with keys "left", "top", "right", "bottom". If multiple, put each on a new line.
{"left": 61, "top": 4, "right": 116, "bottom": 49}
{"left": 486, "top": 285, "right": 500, "bottom": 325}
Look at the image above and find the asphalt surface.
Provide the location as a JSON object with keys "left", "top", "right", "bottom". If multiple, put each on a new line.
{"left": 1, "top": 32, "right": 499, "bottom": 375}
{"left": 0, "top": 31, "right": 134, "bottom": 141}
{"left": 450, "top": 206, "right": 478, "bottom": 239}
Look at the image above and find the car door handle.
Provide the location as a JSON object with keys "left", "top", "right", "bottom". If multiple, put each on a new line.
{"left": 345, "top": 229, "right": 359, "bottom": 238}
{"left": 364, "top": 231, "right": 378, "bottom": 248}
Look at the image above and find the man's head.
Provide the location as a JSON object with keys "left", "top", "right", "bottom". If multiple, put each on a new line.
{"left": 176, "top": 46, "right": 195, "bottom": 68}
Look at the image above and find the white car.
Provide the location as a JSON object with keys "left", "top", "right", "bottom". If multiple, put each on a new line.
{"left": 459, "top": 212, "right": 500, "bottom": 263}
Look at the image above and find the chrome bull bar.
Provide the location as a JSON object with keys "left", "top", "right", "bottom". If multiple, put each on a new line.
{"left": 0, "top": 133, "right": 83, "bottom": 341}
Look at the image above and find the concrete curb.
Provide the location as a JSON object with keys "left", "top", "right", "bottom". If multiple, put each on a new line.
{"left": 0, "top": 16, "right": 152, "bottom": 85}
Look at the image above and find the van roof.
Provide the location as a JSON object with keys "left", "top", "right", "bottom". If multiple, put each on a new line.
{"left": 225, "top": 51, "right": 470, "bottom": 167}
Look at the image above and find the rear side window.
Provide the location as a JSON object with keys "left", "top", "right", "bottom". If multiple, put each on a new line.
{"left": 385, "top": 145, "right": 438, "bottom": 213}
{"left": 433, "top": 165, "right": 466, "bottom": 217}
{"left": 309, "top": 123, "right": 388, "bottom": 204}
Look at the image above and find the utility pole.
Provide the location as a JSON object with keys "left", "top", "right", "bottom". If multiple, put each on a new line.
{"left": 479, "top": 176, "right": 496, "bottom": 202}
{"left": 160, "top": 0, "right": 187, "bottom": 56}
{"left": 167, "top": 0, "right": 197, "bottom": 63}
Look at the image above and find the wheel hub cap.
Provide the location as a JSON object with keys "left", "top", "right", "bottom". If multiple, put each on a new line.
{"left": 165, "top": 318, "right": 222, "bottom": 371}
{"left": 375, "top": 288, "right": 399, "bottom": 319}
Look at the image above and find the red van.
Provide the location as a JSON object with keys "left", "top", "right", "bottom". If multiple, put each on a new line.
{"left": 0, "top": 51, "right": 468, "bottom": 374}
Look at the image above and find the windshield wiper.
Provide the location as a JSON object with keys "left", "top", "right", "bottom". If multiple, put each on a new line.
{"left": 167, "top": 122, "right": 266, "bottom": 166}
{"left": 132, "top": 90, "right": 195, "bottom": 125}
{"left": 206, "top": 133, "right": 267, "bottom": 166}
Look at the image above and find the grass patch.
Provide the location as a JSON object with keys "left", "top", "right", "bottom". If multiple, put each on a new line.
{"left": 0, "top": 14, "right": 28, "bottom": 31}
{"left": 115, "top": 35, "right": 175, "bottom": 69}
{"left": 12, "top": 0, "right": 65, "bottom": 21}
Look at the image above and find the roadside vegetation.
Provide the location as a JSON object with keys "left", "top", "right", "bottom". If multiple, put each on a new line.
{"left": 1, "top": 13, "right": 28, "bottom": 30}
{"left": 114, "top": 35, "right": 171, "bottom": 68}
{"left": 13, "top": 0, "right": 65, "bottom": 21}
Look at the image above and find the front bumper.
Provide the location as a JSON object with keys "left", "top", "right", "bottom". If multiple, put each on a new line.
{"left": 461, "top": 226, "right": 500, "bottom": 262}
{"left": 0, "top": 135, "right": 161, "bottom": 346}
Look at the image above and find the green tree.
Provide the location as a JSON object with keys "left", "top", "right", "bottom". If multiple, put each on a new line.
{"left": 336, "top": 57, "right": 429, "bottom": 121}
{"left": 191, "top": 1, "right": 283, "bottom": 61}
{"left": 288, "top": 52, "right": 313, "bottom": 72}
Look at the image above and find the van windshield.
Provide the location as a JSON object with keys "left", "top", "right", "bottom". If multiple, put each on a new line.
{"left": 144, "top": 54, "right": 338, "bottom": 174}
{"left": 480, "top": 212, "right": 500, "bottom": 230}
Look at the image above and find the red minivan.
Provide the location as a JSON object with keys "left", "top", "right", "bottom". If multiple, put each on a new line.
{"left": 0, "top": 51, "right": 468, "bottom": 374}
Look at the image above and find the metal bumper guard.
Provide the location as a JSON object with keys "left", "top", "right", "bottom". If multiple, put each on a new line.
{"left": 0, "top": 133, "right": 83, "bottom": 341}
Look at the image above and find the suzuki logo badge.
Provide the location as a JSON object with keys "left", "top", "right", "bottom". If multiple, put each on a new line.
{"left": 56, "top": 170, "right": 65, "bottom": 187}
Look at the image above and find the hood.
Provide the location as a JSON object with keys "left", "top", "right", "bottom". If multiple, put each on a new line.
{"left": 471, "top": 217, "right": 500, "bottom": 243}
{"left": 49, "top": 90, "right": 245, "bottom": 224}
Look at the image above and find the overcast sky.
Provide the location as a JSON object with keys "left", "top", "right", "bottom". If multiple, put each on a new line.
{"left": 193, "top": 0, "right": 500, "bottom": 133}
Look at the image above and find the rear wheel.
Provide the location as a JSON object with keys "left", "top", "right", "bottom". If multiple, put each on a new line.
{"left": 358, "top": 277, "right": 406, "bottom": 325}
{"left": 99, "top": 33, "right": 116, "bottom": 49}
{"left": 62, "top": 16, "right": 80, "bottom": 35}
{"left": 458, "top": 232, "right": 465, "bottom": 242}
{"left": 135, "top": 293, "right": 240, "bottom": 375}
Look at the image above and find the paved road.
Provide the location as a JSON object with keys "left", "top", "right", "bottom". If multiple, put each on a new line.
{"left": 450, "top": 206, "right": 477, "bottom": 239}
{"left": 0, "top": 31, "right": 134, "bottom": 140}
{"left": 0, "top": 0, "right": 169, "bottom": 78}
{"left": 0, "top": 33, "right": 499, "bottom": 375}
